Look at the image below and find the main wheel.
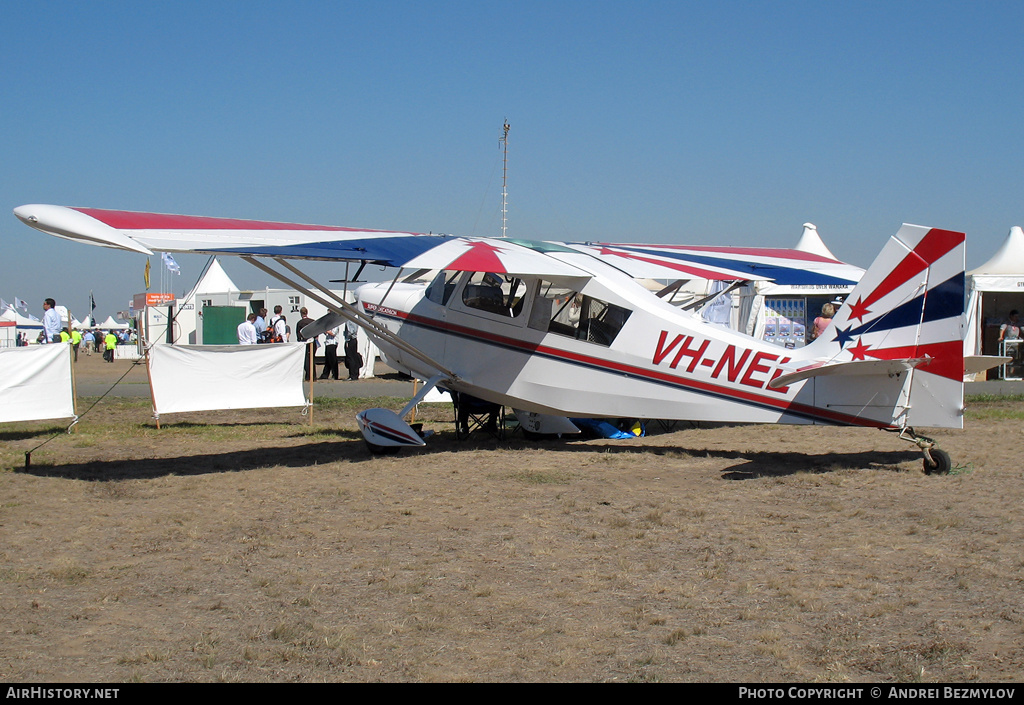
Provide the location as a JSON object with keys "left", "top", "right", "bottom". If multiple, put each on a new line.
{"left": 923, "top": 448, "right": 952, "bottom": 475}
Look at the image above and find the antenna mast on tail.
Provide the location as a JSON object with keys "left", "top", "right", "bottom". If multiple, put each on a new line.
{"left": 500, "top": 120, "right": 510, "bottom": 238}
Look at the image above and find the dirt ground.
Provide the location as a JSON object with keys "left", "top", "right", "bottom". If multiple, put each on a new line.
{"left": 1, "top": 355, "right": 1022, "bottom": 682}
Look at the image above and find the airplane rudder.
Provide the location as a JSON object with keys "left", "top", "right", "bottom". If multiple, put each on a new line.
{"left": 806, "top": 224, "right": 965, "bottom": 356}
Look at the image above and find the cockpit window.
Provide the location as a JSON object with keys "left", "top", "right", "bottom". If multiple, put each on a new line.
{"left": 426, "top": 270, "right": 460, "bottom": 305}
{"left": 460, "top": 272, "right": 528, "bottom": 318}
{"left": 530, "top": 280, "right": 632, "bottom": 346}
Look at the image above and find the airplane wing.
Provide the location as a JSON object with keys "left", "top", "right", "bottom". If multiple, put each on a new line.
{"left": 13, "top": 204, "right": 591, "bottom": 280}
{"left": 569, "top": 242, "right": 862, "bottom": 285}
{"left": 14, "top": 204, "right": 860, "bottom": 285}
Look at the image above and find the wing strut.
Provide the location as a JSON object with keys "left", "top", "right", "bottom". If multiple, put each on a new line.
{"left": 682, "top": 280, "right": 749, "bottom": 312}
{"left": 241, "top": 256, "right": 458, "bottom": 381}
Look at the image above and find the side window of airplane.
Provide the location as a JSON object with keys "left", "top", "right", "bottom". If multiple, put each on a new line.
{"left": 531, "top": 280, "right": 632, "bottom": 347}
{"left": 426, "top": 270, "right": 460, "bottom": 305}
{"left": 460, "top": 272, "right": 528, "bottom": 318}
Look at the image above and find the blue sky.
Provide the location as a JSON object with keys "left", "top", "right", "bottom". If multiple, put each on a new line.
{"left": 3, "top": 1, "right": 1023, "bottom": 320}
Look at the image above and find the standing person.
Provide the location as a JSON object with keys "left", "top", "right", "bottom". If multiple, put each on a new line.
{"left": 71, "top": 328, "right": 82, "bottom": 361}
{"left": 344, "top": 320, "right": 363, "bottom": 381}
{"left": 237, "top": 313, "right": 258, "bottom": 345}
{"left": 319, "top": 327, "right": 340, "bottom": 380}
{"left": 266, "top": 306, "right": 287, "bottom": 343}
{"left": 810, "top": 303, "right": 835, "bottom": 341}
{"left": 103, "top": 330, "right": 118, "bottom": 362}
{"left": 83, "top": 330, "right": 95, "bottom": 355}
{"left": 42, "top": 298, "right": 61, "bottom": 343}
{"left": 1000, "top": 310, "right": 1023, "bottom": 378}
{"left": 999, "top": 310, "right": 1021, "bottom": 343}
{"left": 254, "top": 308, "right": 268, "bottom": 341}
{"left": 296, "top": 307, "right": 317, "bottom": 380}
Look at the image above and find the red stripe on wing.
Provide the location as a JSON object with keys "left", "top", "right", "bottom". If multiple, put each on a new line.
{"left": 71, "top": 208, "right": 410, "bottom": 234}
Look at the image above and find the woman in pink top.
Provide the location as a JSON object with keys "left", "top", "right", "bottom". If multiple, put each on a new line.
{"left": 811, "top": 303, "right": 835, "bottom": 341}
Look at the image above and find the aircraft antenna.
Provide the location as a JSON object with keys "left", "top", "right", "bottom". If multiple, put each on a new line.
{"left": 500, "top": 120, "right": 510, "bottom": 238}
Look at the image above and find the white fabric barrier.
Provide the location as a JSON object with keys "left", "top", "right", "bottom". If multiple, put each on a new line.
{"left": 148, "top": 344, "right": 308, "bottom": 416}
{"left": 0, "top": 344, "right": 76, "bottom": 423}
{"left": 114, "top": 345, "right": 143, "bottom": 360}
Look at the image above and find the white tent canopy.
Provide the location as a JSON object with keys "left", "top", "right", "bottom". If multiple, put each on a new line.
{"left": 969, "top": 225, "right": 1024, "bottom": 287}
{"left": 965, "top": 226, "right": 1024, "bottom": 367}
{"left": 1, "top": 306, "right": 43, "bottom": 330}
{"left": 98, "top": 315, "right": 130, "bottom": 330}
{"left": 793, "top": 223, "right": 840, "bottom": 261}
{"left": 186, "top": 258, "right": 239, "bottom": 298}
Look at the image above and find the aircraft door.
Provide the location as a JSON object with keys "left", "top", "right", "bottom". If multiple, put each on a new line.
{"left": 424, "top": 270, "right": 460, "bottom": 365}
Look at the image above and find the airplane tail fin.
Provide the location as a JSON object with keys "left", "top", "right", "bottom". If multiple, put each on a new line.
{"left": 805, "top": 224, "right": 966, "bottom": 428}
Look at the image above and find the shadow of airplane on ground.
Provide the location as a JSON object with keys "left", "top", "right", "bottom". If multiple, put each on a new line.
{"left": 17, "top": 426, "right": 923, "bottom": 481}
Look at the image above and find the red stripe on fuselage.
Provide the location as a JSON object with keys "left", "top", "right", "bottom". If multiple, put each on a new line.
{"left": 373, "top": 306, "right": 894, "bottom": 428}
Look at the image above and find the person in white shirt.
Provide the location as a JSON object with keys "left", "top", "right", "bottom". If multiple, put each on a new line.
{"left": 344, "top": 320, "right": 362, "bottom": 380}
{"left": 237, "top": 313, "right": 258, "bottom": 345}
{"left": 319, "top": 327, "right": 340, "bottom": 380}
{"left": 266, "top": 305, "right": 288, "bottom": 343}
{"left": 42, "top": 298, "right": 61, "bottom": 343}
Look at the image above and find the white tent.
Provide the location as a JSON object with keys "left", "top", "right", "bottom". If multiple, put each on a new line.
{"left": 187, "top": 258, "right": 239, "bottom": 298}
{"left": 964, "top": 226, "right": 1024, "bottom": 376}
{"left": 1, "top": 305, "right": 44, "bottom": 339}
{"left": 793, "top": 223, "right": 840, "bottom": 260}
{"left": 134, "top": 258, "right": 242, "bottom": 346}
{"left": 98, "top": 315, "right": 130, "bottom": 330}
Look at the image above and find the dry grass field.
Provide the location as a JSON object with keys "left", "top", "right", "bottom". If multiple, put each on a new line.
{"left": 1, "top": 356, "right": 1022, "bottom": 682}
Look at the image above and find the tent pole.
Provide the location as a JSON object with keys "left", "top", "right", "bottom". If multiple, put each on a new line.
{"left": 69, "top": 341, "right": 77, "bottom": 434}
{"left": 308, "top": 343, "right": 314, "bottom": 427}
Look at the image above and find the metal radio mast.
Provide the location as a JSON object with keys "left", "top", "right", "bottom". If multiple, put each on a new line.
{"left": 500, "top": 120, "right": 510, "bottom": 238}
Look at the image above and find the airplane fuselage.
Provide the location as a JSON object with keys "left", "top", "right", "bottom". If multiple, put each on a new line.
{"left": 358, "top": 257, "right": 909, "bottom": 429}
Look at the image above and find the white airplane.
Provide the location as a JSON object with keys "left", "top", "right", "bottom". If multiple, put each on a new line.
{"left": 13, "top": 203, "right": 989, "bottom": 474}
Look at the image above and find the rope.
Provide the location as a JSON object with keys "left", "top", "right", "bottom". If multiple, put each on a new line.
{"left": 24, "top": 355, "right": 149, "bottom": 469}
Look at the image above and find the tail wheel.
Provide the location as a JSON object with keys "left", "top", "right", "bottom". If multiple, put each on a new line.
{"left": 923, "top": 448, "right": 952, "bottom": 475}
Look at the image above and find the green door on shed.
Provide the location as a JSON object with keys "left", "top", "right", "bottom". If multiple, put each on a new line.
{"left": 202, "top": 306, "right": 246, "bottom": 345}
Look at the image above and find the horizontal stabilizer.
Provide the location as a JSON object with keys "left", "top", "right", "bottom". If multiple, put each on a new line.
{"left": 768, "top": 358, "right": 925, "bottom": 389}
{"left": 964, "top": 355, "right": 1011, "bottom": 374}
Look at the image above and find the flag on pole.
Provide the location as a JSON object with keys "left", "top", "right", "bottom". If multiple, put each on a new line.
{"left": 145, "top": 259, "right": 151, "bottom": 289}
{"left": 90, "top": 292, "right": 96, "bottom": 313}
{"left": 161, "top": 252, "right": 181, "bottom": 275}
{"left": 0, "top": 298, "right": 11, "bottom": 312}
{"left": 15, "top": 297, "right": 29, "bottom": 311}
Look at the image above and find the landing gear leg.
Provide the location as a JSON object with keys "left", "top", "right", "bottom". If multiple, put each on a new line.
{"left": 899, "top": 427, "right": 952, "bottom": 475}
